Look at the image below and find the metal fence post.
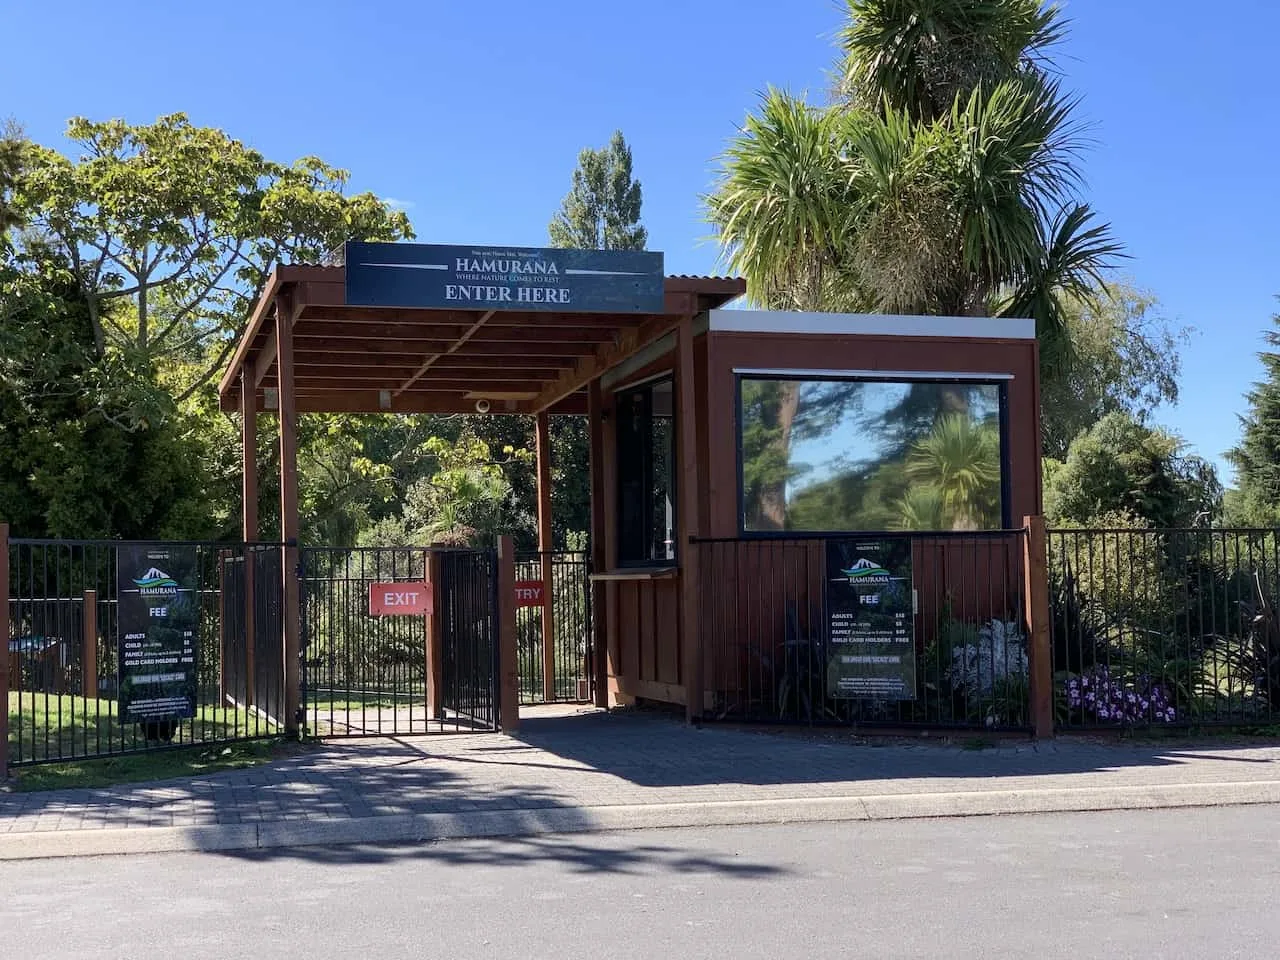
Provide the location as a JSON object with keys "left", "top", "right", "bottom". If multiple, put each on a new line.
{"left": 0, "top": 522, "right": 9, "bottom": 780}
{"left": 1023, "top": 515, "right": 1055, "bottom": 738}
{"left": 425, "top": 547, "right": 444, "bottom": 720}
{"left": 497, "top": 535, "right": 520, "bottom": 733}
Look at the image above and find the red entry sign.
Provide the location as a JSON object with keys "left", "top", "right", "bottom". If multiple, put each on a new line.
{"left": 369, "top": 582, "right": 432, "bottom": 616}
{"left": 515, "top": 580, "right": 545, "bottom": 607}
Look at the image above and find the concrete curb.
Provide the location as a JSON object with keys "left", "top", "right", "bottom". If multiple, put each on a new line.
{"left": 4, "top": 779, "right": 1280, "bottom": 861}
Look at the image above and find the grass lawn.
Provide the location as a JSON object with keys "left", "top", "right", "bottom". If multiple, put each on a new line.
{"left": 7, "top": 691, "right": 282, "bottom": 769}
{"left": 9, "top": 738, "right": 298, "bottom": 793}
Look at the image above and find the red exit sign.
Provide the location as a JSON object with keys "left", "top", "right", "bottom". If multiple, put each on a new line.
{"left": 369, "top": 582, "right": 432, "bottom": 616}
{"left": 515, "top": 580, "right": 545, "bottom": 607}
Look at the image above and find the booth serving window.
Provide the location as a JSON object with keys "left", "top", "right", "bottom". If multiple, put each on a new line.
{"left": 616, "top": 376, "right": 676, "bottom": 565}
{"left": 738, "top": 375, "right": 1009, "bottom": 533}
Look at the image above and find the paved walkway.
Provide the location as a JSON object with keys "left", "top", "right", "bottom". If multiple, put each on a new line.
{"left": 3, "top": 708, "right": 1280, "bottom": 857}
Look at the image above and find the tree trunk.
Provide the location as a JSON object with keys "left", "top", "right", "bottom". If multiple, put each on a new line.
{"left": 758, "top": 382, "right": 801, "bottom": 529}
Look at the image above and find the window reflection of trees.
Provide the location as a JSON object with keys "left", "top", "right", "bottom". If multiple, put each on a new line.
{"left": 741, "top": 378, "right": 1004, "bottom": 532}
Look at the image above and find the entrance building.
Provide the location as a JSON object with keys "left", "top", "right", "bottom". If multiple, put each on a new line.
{"left": 215, "top": 241, "right": 1044, "bottom": 732}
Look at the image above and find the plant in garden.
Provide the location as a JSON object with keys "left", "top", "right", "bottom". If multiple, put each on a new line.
{"left": 1064, "top": 664, "right": 1176, "bottom": 724}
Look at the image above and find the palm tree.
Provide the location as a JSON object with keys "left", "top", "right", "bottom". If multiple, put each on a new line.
{"left": 905, "top": 415, "right": 1002, "bottom": 529}
{"left": 708, "top": 0, "right": 1121, "bottom": 357}
{"left": 894, "top": 484, "right": 950, "bottom": 531}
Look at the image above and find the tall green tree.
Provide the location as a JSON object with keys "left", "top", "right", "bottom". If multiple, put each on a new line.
{"left": 1040, "top": 282, "right": 1185, "bottom": 459}
{"left": 708, "top": 0, "right": 1120, "bottom": 354}
{"left": 1045, "top": 412, "right": 1221, "bottom": 528}
{"left": 548, "top": 130, "right": 646, "bottom": 251}
{"left": 13, "top": 114, "right": 412, "bottom": 413}
{"left": 1227, "top": 306, "right": 1280, "bottom": 524}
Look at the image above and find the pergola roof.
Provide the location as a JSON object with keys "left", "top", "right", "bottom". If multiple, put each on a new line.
{"left": 218, "top": 265, "right": 744, "bottom": 416}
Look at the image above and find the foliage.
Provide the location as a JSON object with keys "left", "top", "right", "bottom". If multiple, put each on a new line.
{"left": 708, "top": 0, "right": 1121, "bottom": 353}
{"left": 1039, "top": 283, "right": 1186, "bottom": 459}
{"left": 1226, "top": 306, "right": 1280, "bottom": 525}
{"left": 12, "top": 113, "right": 412, "bottom": 412}
{"left": 548, "top": 130, "right": 646, "bottom": 251}
{"left": 1063, "top": 664, "right": 1176, "bottom": 724}
{"left": 1045, "top": 412, "right": 1222, "bottom": 529}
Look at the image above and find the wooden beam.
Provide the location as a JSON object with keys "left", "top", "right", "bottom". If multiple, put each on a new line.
{"left": 241, "top": 371, "right": 258, "bottom": 541}
{"left": 587, "top": 380, "right": 609, "bottom": 708}
{"left": 1023, "top": 514, "right": 1054, "bottom": 738}
{"left": 528, "top": 304, "right": 691, "bottom": 413}
{"left": 251, "top": 322, "right": 278, "bottom": 388}
{"left": 675, "top": 311, "right": 703, "bottom": 724}
{"left": 497, "top": 535, "right": 520, "bottom": 732}
{"left": 217, "top": 269, "right": 284, "bottom": 401}
{"left": 292, "top": 378, "right": 551, "bottom": 393}
{"left": 0, "top": 522, "right": 8, "bottom": 779}
{"left": 535, "top": 411, "right": 556, "bottom": 703}
{"left": 81, "top": 590, "right": 98, "bottom": 697}
{"left": 276, "top": 292, "right": 302, "bottom": 736}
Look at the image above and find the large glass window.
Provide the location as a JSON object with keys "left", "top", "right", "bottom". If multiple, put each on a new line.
{"left": 616, "top": 377, "right": 676, "bottom": 565}
{"left": 739, "top": 377, "right": 1007, "bottom": 533}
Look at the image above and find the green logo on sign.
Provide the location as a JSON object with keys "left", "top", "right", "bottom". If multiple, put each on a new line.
{"left": 840, "top": 558, "right": 891, "bottom": 582}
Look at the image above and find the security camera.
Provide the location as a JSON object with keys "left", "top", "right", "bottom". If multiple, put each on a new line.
{"left": 474, "top": 398, "right": 491, "bottom": 414}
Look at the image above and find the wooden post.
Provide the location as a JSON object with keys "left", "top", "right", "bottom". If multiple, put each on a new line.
{"left": 276, "top": 301, "right": 302, "bottom": 735}
{"left": 81, "top": 590, "right": 97, "bottom": 699}
{"left": 1023, "top": 515, "right": 1054, "bottom": 738}
{"left": 675, "top": 314, "right": 703, "bottom": 724}
{"left": 535, "top": 411, "right": 556, "bottom": 701}
{"left": 587, "top": 379, "right": 609, "bottom": 708}
{"left": 241, "top": 369, "right": 258, "bottom": 709}
{"left": 497, "top": 535, "right": 520, "bottom": 732}
{"left": 426, "top": 547, "right": 444, "bottom": 719}
{"left": 1, "top": 522, "right": 9, "bottom": 780}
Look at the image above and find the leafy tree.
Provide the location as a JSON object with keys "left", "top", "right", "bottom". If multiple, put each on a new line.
{"left": 1040, "top": 283, "right": 1185, "bottom": 459}
{"left": 708, "top": 0, "right": 1121, "bottom": 355}
{"left": 542, "top": 130, "right": 649, "bottom": 546}
{"left": 1227, "top": 307, "right": 1280, "bottom": 525}
{"left": 14, "top": 114, "right": 412, "bottom": 411}
{"left": 1045, "top": 412, "right": 1222, "bottom": 528}
{"left": 548, "top": 131, "right": 646, "bottom": 251}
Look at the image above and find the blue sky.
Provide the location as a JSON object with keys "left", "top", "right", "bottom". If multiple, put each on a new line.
{"left": 4, "top": 0, "right": 1277, "bottom": 480}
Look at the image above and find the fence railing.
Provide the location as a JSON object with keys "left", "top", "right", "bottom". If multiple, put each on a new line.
{"left": 515, "top": 551, "right": 592, "bottom": 705}
{"left": 1048, "top": 527, "right": 1280, "bottom": 729}
{"left": 5, "top": 538, "right": 287, "bottom": 767}
{"left": 693, "top": 531, "right": 1031, "bottom": 730}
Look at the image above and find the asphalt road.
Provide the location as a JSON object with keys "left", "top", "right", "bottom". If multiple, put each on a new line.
{"left": 5, "top": 807, "right": 1279, "bottom": 959}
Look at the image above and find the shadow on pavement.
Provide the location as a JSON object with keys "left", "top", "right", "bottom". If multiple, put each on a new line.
{"left": 218, "top": 831, "right": 787, "bottom": 877}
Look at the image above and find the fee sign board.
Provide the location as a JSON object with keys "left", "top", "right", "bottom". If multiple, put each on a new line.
{"left": 825, "top": 538, "right": 916, "bottom": 701}
{"left": 116, "top": 544, "right": 199, "bottom": 725}
{"left": 345, "top": 241, "right": 665, "bottom": 314}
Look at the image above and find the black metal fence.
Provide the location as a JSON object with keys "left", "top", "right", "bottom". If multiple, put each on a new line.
{"left": 5, "top": 539, "right": 286, "bottom": 767}
{"left": 300, "top": 546, "right": 499, "bottom": 736}
{"left": 1048, "top": 528, "right": 1280, "bottom": 730}
{"left": 515, "top": 551, "right": 593, "bottom": 705}
{"left": 694, "top": 532, "right": 1030, "bottom": 731}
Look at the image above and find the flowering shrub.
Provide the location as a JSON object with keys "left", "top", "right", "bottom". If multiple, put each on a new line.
{"left": 947, "top": 619, "right": 1029, "bottom": 699}
{"left": 1064, "top": 665, "right": 1176, "bottom": 724}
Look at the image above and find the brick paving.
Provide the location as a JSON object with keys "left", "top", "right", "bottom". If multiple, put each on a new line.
{"left": 3, "top": 707, "right": 1280, "bottom": 836}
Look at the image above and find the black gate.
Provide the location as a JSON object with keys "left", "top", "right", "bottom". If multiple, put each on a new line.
{"left": 219, "top": 545, "right": 287, "bottom": 726}
{"left": 515, "top": 551, "right": 594, "bottom": 704}
{"left": 300, "top": 546, "right": 499, "bottom": 736}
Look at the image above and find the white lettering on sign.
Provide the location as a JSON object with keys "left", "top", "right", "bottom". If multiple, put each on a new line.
{"left": 516, "top": 286, "right": 570, "bottom": 304}
{"left": 382, "top": 592, "right": 421, "bottom": 606}
{"left": 454, "top": 258, "right": 560, "bottom": 276}
{"left": 149, "top": 607, "right": 168, "bottom": 617}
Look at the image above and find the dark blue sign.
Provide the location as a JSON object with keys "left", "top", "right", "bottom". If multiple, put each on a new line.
{"left": 344, "top": 242, "right": 666, "bottom": 313}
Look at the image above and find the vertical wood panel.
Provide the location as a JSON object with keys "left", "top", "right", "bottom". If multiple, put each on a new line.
{"left": 276, "top": 300, "right": 302, "bottom": 734}
{"left": 587, "top": 379, "right": 609, "bottom": 707}
{"left": 654, "top": 580, "right": 680, "bottom": 685}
